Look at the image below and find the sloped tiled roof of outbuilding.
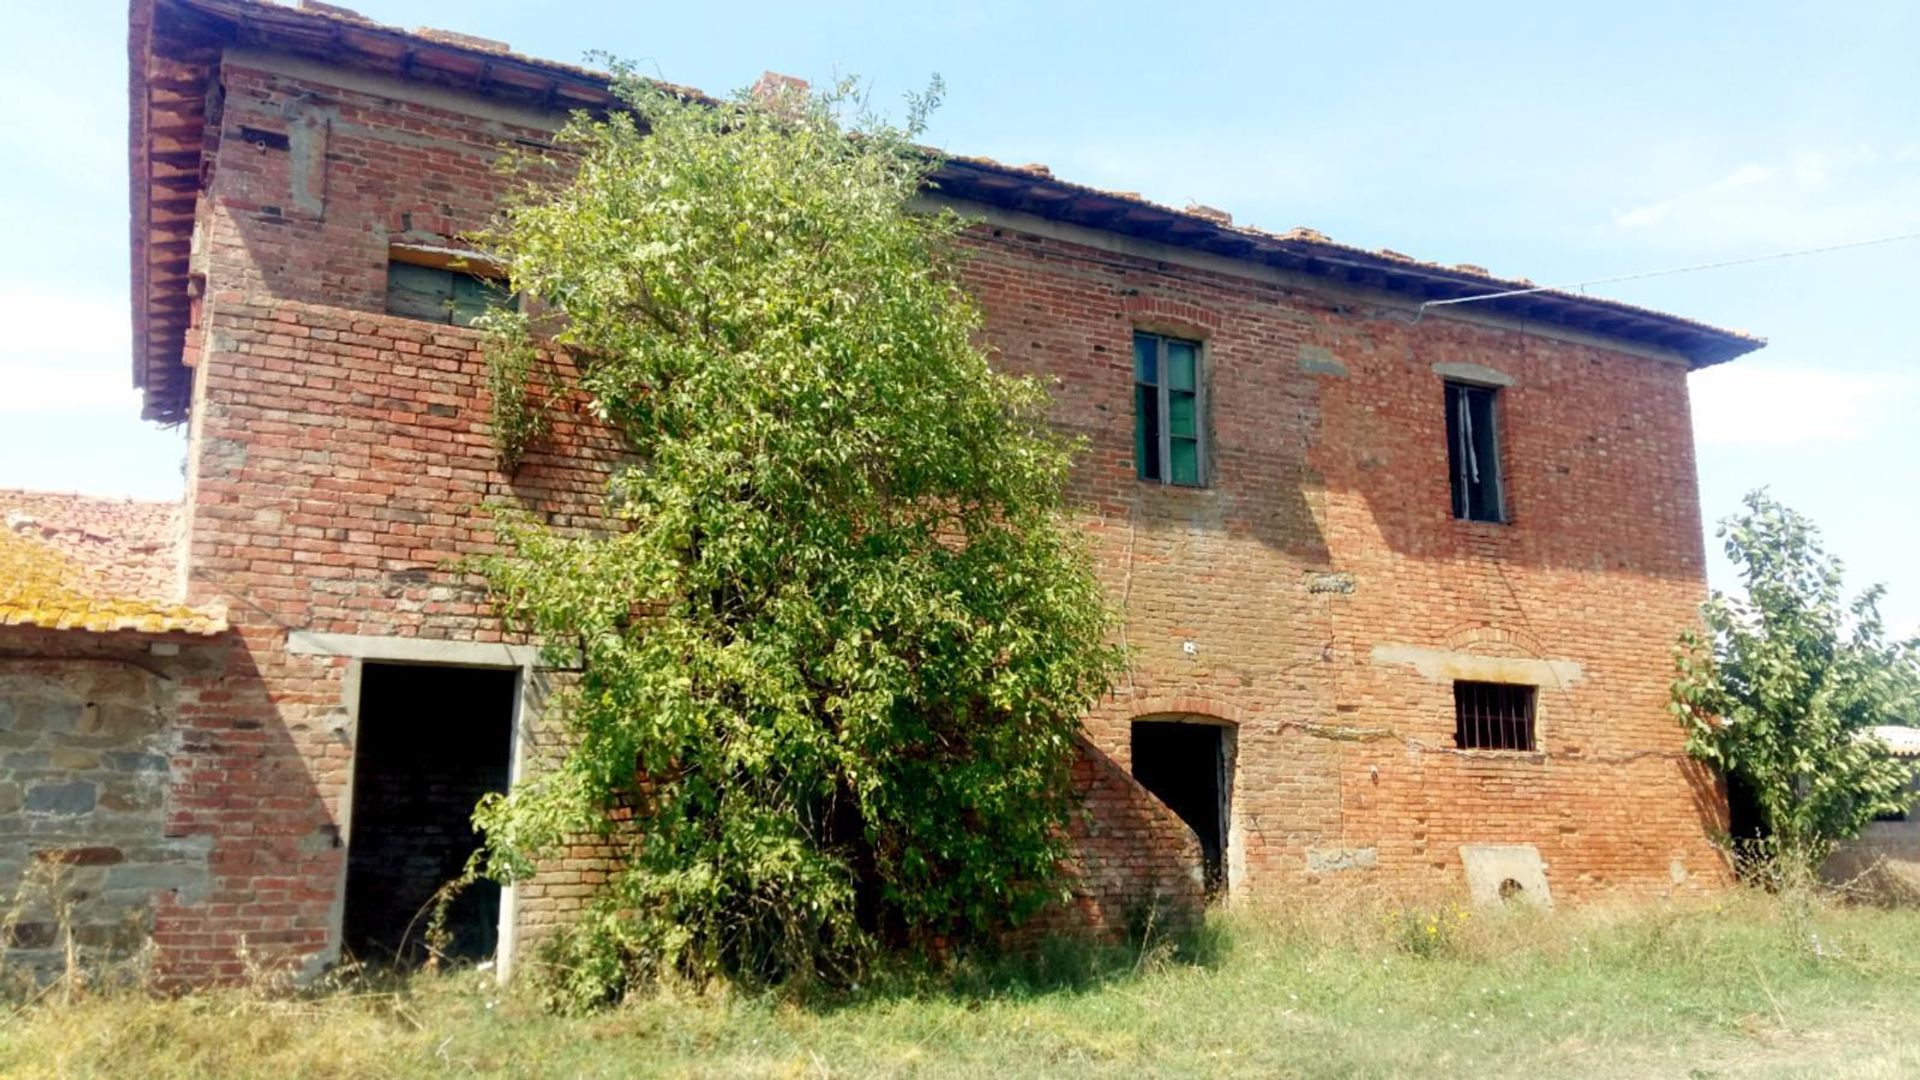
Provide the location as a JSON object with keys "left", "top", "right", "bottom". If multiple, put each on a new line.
{"left": 0, "top": 490, "right": 226, "bottom": 636}
{"left": 1869, "top": 726, "right": 1920, "bottom": 759}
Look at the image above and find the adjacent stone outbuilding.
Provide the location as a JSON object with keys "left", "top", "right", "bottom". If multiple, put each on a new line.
{"left": 0, "top": 492, "right": 226, "bottom": 981}
{"left": 1826, "top": 726, "right": 1920, "bottom": 901}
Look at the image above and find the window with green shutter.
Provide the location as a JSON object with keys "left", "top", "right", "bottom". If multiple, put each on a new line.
{"left": 1133, "top": 331, "right": 1206, "bottom": 486}
{"left": 385, "top": 260, "right": 514, "bottom": 327}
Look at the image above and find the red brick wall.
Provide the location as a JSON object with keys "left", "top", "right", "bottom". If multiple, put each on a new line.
{"left": 165, "top": 292, "right": 621, "bottom": 980}
{"left": 956, "top": 221, "right": 1727, "bottom": 899}
{"left": 159, "top": 51, "right": 1726, "bottom": 981}
{"left": 1018, "top": 737, "right": 1208, "bottom": 941}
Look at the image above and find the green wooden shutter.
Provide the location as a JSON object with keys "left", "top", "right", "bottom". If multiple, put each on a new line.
{"left": 386, "top": 262, "right": 454, "bottom": 322}
{"left": 1134, "top": 333, "right": 1161, "bottom": 481}
{"left": 451, "top": 273, "right": 510, "bottom": 327}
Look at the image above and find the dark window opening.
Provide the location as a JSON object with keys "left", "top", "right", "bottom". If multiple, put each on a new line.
{"left": 1130, "top": 720, "right": 1230, "bottom": 896}
{"left": 343, "top": 663, "right": 516, "bottom": 967}
{"left": 1453, "top": 681, "right": 1536, "bottom": 751}
{"left": 385, "top": 260, "right": 514, "bottom": 327}
{"left": 1133, "top": 331, "right": 1205, "bottom": 486}
{"left": 1445, "top": 381, "right": 1505, "bottom": 522}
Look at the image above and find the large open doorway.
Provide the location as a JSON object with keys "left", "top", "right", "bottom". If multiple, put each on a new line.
{"left": 1130, "top": 719, "right": 1232, "bottom": 897}
{"left": 343, "top": 663, "right": 517, "bottom": 967}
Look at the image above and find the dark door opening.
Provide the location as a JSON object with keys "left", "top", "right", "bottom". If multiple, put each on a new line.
{"left": 1130, "top": 720, "right": 1230, "bottom": 896}
{"left": 343, "top": 663, "right": 516, "bottom": 967}
{"left": 1723, "top": 769, "right": 1772, "bottom": 881}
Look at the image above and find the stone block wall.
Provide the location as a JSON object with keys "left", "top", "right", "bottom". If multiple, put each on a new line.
{"left": 0, "top": 626, "right": 222, "bottom": 982}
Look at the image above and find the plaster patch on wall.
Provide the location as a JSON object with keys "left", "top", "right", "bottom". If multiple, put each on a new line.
{"left": 1306, "top": 846, "right": 1378, "bottom": 873}
{"left": 1431, "top": 361, "right": 1516, "bottom": 387}
{"left": 1306, "top": 571, "right": 1355, "bottom": 595}
{"left": 1371, "top": 644, "right": 1582, "bottom": 687}
{"left": 1298, "top": 345, "right": 1348, "bottom": 377}
{"left": 1460, "top": 844, "right": 1551, "bottom": 907}
{"left": 285, "top": 102, "right": 333, "bottom": 218}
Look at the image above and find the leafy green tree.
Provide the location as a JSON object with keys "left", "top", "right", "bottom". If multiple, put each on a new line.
{"left": 468, "top": 70, "right": 1122, "bottom": 1001}
{"left": 1673, "top": 490, "right": 1920, "bottom": 878}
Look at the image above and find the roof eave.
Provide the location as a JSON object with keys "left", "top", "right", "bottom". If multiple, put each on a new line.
{"left": 929, "top": 158, "right": 1765, "bottom": 370}
{"left": 129, "top": 0, "right": 155, "bottom": 408}
{"left": 128, "top": 0, "right": 1763, "bottom": 423}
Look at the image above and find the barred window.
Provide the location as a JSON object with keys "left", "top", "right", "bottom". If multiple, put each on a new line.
{"left": 1453, "top": 681, "right": 1536, "bottom": 751}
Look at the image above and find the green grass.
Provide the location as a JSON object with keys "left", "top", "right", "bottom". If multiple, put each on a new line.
{"left": 4, "top": 891, "right": 1920, "bottom": 1078}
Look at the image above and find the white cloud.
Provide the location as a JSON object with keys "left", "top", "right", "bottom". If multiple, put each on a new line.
{"left": 0, "top": 367, "right": 143, "bottom": 414}
{"left": 1712, "top": 163, "right": 1774, "bottom": 191}
{"left": 1691, "top": 366, "right": 1920, "bottom": 449}
{"left": 1616, "top": 199, "right": 1674, "bottom": 228}
{"left": 0, "top": 291, "right": 129, "bottom": 358}
{"left": 1611, "top": 145, "right": 1920, "bottom": 250}
{"left": 0, "top": 289, "right": 138, "bottom": 414}
{"left": 1614, "top": 161, "right": 1784, "bottom": 230}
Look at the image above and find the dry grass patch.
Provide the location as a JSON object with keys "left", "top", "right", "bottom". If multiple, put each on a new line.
{"left": 3, "top": 890, "right": 1919, "bottom": 1078}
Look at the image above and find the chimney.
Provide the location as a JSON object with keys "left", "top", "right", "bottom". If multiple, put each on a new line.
{"left": 413, "top": 27, "right": 512, "bottom": 54}
{"left": 1184, "top": 203, "right": 1232, "bottom": 226}
{"left": 751, "top": 71, "right": 810, "bottom": 108}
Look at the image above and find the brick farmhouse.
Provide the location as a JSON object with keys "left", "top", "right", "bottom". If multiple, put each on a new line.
{"left": 0, "top": 0, "right": 1765, "bottom": 984}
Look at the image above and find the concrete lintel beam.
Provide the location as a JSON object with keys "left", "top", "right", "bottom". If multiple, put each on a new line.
{"left": 286, "top": 630, "right": 550, "bottom": 669}
{"left": 1370, "top": 643, "right": 1582, "bottom": 687}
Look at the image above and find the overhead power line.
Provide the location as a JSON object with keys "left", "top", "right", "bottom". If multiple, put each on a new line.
{"left": 1418, "top": 230, "right": 1920, "bottom": 313}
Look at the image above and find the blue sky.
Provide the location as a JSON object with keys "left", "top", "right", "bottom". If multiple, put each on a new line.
{"left": 4, "top": 1, "right": 1916, "bottom": 632}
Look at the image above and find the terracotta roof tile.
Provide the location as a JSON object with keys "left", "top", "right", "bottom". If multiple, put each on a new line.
{"left": 130, "top": 0, "right": 1764, "bottom": 423}
{"left": 1869, "top": 726, "right": 1920, "bottom": 758}
{"left": 0, "top": 491, "right": 226, "bottom": 636}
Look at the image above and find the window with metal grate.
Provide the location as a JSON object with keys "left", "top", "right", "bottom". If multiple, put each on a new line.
{"left": 1453, "top": 681, "right": 1537, "bottom": 751}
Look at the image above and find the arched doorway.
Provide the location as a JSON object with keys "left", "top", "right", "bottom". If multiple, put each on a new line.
{"left": 1130, "top": 717, "right": 1235, "bottom": 897}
